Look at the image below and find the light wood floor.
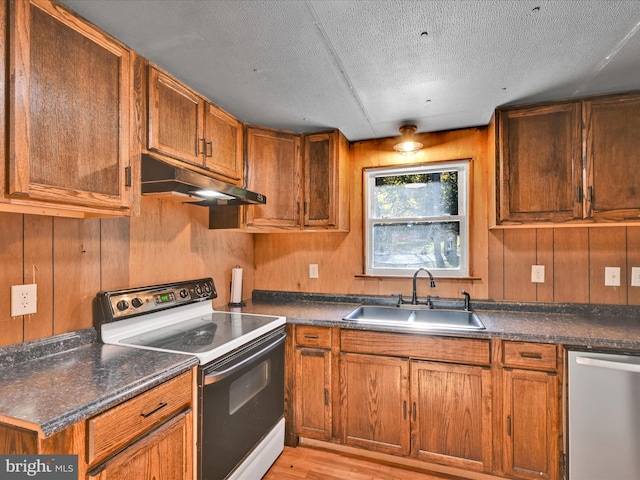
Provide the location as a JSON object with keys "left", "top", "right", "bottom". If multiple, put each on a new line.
{"left": 263, "top": 446, "right": 463, "bottom": 480}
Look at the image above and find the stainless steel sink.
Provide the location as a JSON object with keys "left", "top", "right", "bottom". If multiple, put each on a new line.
{"left": 342, "top": 305, "right": 485, "bottom": 330}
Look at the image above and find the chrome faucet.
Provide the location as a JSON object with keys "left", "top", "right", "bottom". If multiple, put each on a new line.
{"left": 411, "top": 267, "right": 436, "bottom": 305}
{"left": 460, "top": 290, "right": 471, "bottom": 311}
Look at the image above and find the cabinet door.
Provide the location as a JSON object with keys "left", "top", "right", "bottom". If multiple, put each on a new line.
{"left": 8, "top": 0, "right": 133, "bottom": 213}
{"left": 340, "top": 353, "right": 410, "bottom": 456}
{"left": 302, "top": 130, "right": 349, "bottom": 231}
{"left": 497, "top": 103, "right": 582, "bottom": 223}
{"left": 87, "top": 410, "right": 193, "bottom": 480}
{"left": 245, "top": 127, "right": 301, "bottom": 229}
{"left": 203, "top": 102, "right": 243, "bottom": 184}
{"left": 294, "top": 347, "right": 331, "bottom": 440}
{"left": 148, "top": 66, "right": 204, "bottom": 167}
{"left": 303, "top": 132, "right": 336, "bottom": 228}
{"left": 411, "top": 360, "right": 492, "bottom": 472}
{"left": 585, "top": 94, "right": 640, "bottom": 221}
{"left": 502, "top": 369, "right": 559, "bottom": 480}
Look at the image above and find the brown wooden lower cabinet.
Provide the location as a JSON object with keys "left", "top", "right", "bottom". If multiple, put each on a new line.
{"left": 294, "top": 347, "right": 332, "bottom": 440}
{"left": 87, "top": 410, "right": 192, "bottom": 480}
{"left": 499, "top": 340, "right": 561, "bottom": 480}
{"left": 502, "top": 369, "right": 559, "bottom": 480}
{"left": 340, "top": 353, "right": 411, "bottom": 456}
{"left": 290, "top": 328, "right": 563, "bottom": 480}
{"left": 0, "top": 370, "right": 194, "bottom": 480}
{"left": 411, "top": 360, "right": 492, "bottom": 472}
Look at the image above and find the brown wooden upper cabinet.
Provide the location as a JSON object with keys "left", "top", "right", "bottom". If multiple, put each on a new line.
{"left": 242, "top": 126, "right": 349, "bottom": 231}
{"left": 147, "top": 66, "right": 243, "bottom": 185}
{"left": 495, "top": 92, "right": 640, "bottom": 226}
{"left": 3, "top": 0, "right": 135, "bottom": 217}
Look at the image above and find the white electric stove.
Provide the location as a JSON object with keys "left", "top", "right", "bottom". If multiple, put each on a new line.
{"left": 96, "top": 278, "right": 286, "bottom": 480}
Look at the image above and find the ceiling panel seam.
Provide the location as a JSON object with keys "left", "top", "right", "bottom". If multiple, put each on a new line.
{"left": 305, "top": 0, "right": 377, "bottom": 138}
{"left": 574, "top": 16, "right": 640, "bottom": 96}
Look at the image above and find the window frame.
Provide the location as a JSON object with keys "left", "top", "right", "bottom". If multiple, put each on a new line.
{"left": 363, "top": 159, "right": 470, "bottom": 277}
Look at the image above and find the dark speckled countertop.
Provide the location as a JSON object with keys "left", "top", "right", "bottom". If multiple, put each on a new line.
{"left": 227, "top": 290, "right": 640, "bottom": 352}
{"left": 4, "top": 292, "right": 640, "bottom": 439}
{"left": 0, "top": 328, "right": 198, "bottom": 438}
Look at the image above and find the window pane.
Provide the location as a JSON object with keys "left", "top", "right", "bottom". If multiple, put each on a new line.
{"left": 372, "top": 221, "right": 461, "bottom": 270}
{"left": 374, "top": 171, "right": 458, "bottom": 218}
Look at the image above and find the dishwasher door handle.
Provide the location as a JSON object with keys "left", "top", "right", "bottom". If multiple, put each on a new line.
{"left": 575, "top": 355, "right": 640, "bottom": 373}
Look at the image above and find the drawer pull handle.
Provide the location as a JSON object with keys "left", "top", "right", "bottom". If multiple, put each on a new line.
{"left": 304, "top": 334, "right": 319, "bottom": 339}
{"left": 124, "top": 166, "right": 132, "bottom": 187}
{"left": 141, "top": 402, "right": 168, "bottom": 418}
{"left": 520, "top": 352, "right": 542, "bottom": 359}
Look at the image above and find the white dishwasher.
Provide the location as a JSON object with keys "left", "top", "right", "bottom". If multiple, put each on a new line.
{"left": 567, "top": 350, "right": 640, "bottom": 480}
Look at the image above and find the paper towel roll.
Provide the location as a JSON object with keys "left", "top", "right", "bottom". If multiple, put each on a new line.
{"left": 230, "top": 266, "right": 243, "bottom": 304}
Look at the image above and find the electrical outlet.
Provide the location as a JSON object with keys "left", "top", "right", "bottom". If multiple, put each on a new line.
{"left": 531, "top": 265, "right": 545, "bottom": 283}
{"left": 605, "top": 267, "right": 621, "bottom": 287}
{"left": 11, "top": 284, "right": 37, "bottom": 317}
{"left": 632, "top": 267, "right": 640, "bottom": 287}
{"left": 309, "top": 264, "right": 319, "bottom": 279}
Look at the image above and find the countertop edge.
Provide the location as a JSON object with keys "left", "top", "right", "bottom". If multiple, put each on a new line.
{"left": 37, "top": 356, "right": 198, "bottom": 438}
{"left": 230, "top": 295, "right": 640, "bottom": 351}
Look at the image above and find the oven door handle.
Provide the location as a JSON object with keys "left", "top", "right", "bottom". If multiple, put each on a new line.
{"left": 204, "top": 332, "right": 286, "bottom": 386}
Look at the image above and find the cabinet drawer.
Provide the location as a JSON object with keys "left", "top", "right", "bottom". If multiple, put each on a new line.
{"left": 340, "top": 330, "right": 490, "bottom": 366}
{"left": 87, "top": 370, "right": 192, "bottom": 464}
{"left": 502, "top": 341, "right": 557, "bottom": 370}
{"left": 296, "top": 326, "right": 331, "bottom": 349}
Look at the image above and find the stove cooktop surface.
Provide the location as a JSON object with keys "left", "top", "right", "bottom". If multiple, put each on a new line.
{"left": 120, "top": 312, "right": 280, "bottom": 354}
{"left": 97, "top": 278, "right": 286, "bottom": 364}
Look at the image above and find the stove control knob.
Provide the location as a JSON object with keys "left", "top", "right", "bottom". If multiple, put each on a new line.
{"left": 203, "top": 283, "right": 212, "bottom": 294}
{"left": 179, "top": 289, "right": 189, "bottom": 299}
{"left": 116, "top": 300, "right": 129, "bottom": 311}
{"left": 131, "top": 297, "right": 143, "bottom": 308}
{"left": 195, "top": 284, "right": 203, "bottom": 296}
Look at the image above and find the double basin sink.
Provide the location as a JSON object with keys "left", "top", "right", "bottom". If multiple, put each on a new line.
{"left": 342, "top": 305, "right": 485, "bottom": 331}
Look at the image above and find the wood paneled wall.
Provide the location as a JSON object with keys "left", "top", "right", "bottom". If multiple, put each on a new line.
{"left": 254, "top": 124, "right": 640, "bottom": 307}
{"left": 489, "top": 227, "right": 640, "bottom": 305}
{"left": 3, "top": 123, "right": 635, "bottom": 349}
{"left": 0, "top": 197, "right": 254, "bottom": 348}
{"left": 254, "top": 127, "right": 491, "bottom": 302}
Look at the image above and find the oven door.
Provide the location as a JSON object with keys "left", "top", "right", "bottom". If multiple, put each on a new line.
{"left": 198, "top": 327, "right": 285, "bottom": 480}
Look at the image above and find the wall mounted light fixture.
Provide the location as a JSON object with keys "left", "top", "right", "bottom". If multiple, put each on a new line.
{"left": 393, "top": 125, "right": 423, "bottom": 155}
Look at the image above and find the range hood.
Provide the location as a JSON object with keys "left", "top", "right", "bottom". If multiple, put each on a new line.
{"left": 141, "top": 155, "right": 266, "bottom": 206}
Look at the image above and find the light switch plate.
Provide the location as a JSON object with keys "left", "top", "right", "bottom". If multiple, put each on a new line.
{"left": 605, "top": 267, "right": 621, "bottom": 287}
{"left": 632, "top": 267, "right": 640, "bottom": 287}
{"left": 531, "top": 265, "right": 545, "bottom": 283}
{"left": 309, "top": 264, "right": 319, "bottom": 279}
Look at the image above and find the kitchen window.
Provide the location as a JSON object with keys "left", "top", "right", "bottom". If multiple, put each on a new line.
{"left": 364, "top": 160, "right": 469, "bottom": 277}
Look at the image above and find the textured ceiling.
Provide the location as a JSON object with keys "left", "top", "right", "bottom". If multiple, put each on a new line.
{"left": 60, "top": 0, "right": 640, "bottom": 141}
